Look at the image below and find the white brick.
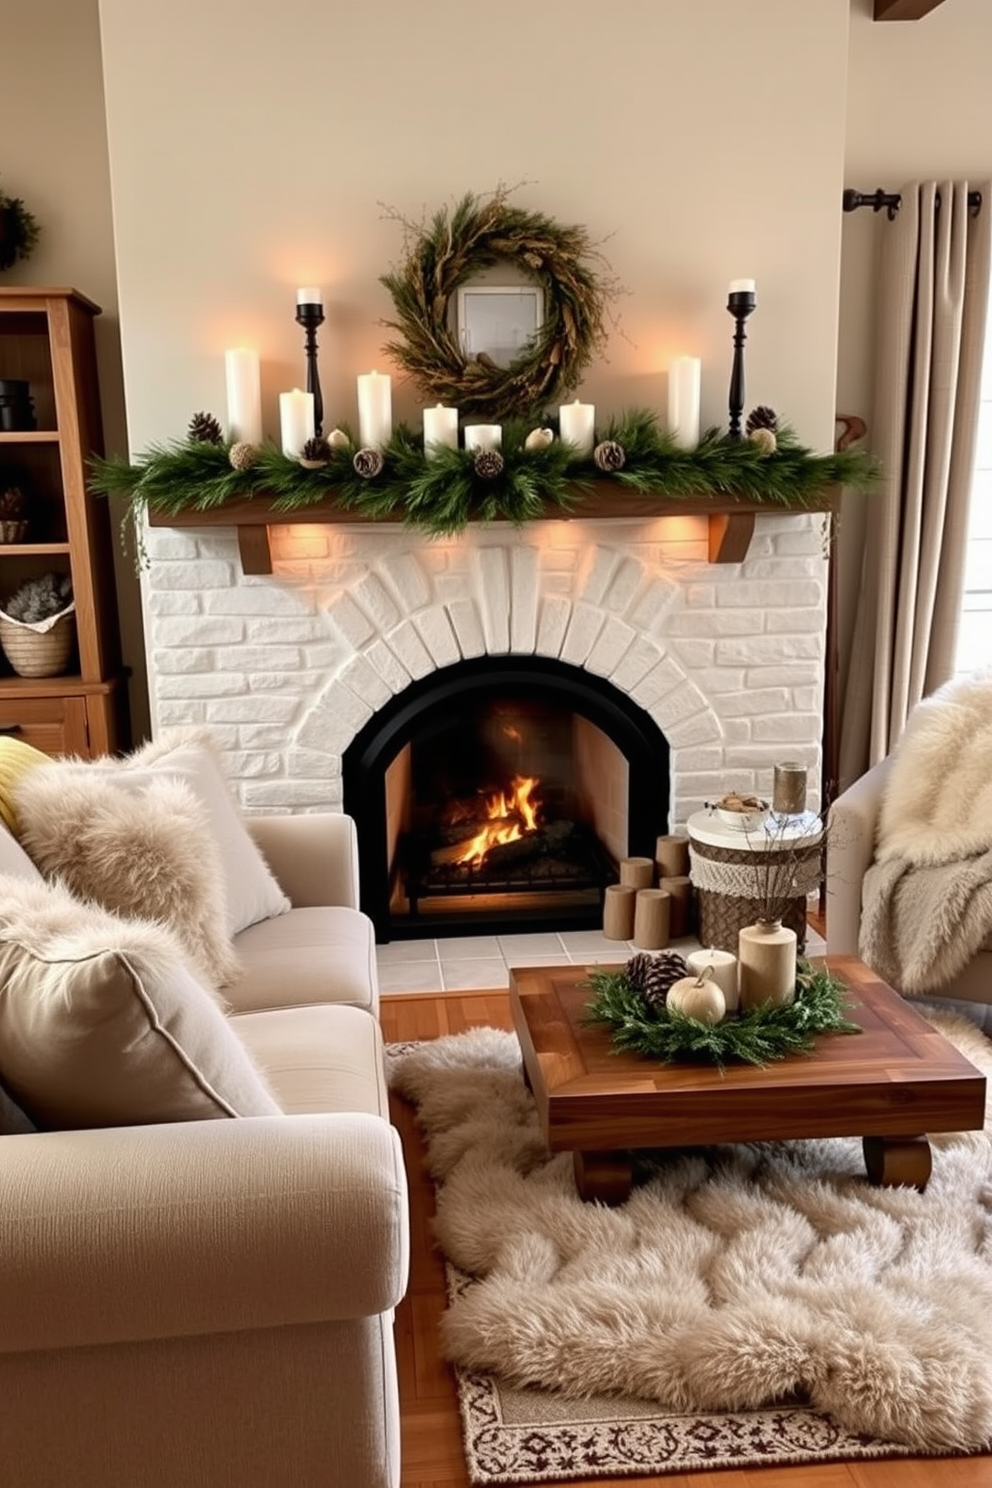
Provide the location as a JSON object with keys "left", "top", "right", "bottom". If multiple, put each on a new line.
{"left": 634, "top": 667, "right": 696, "bottom": 716}
{"left": 745, "top": 557, "right": 825, "bottom": 581}
{"left": 206, "top": 695, "right": 299, "bottom": 724}
{"left": 304, "top": 641, "right": 351, "bottom": 670}
{"left": 535, "top": 595, "right": 571, "bottom": 657}
{"left": 745, "top": 664, "right": 821, "bottom": 687}
{"left": 473, "top": 547, "right": 510, "bottom": 652}
{"left": 157, "top": 700, "right": 208, "bottom": 725}
{"left": 297, "top": 689, "right": 373, "bottom": 751}
{"left": 224, "top": 751, "right": 282, "bottom": 778}
{"left": 791, "top": 685, "right": 821, "bottom": 711}
{"left": 157, "top": 674, "right": 246, "bottom": 698}
{"left": 246, "top": 617, "right": 325, "bottom": 645}
{"left": 509, "top": 545, "right": 539, "bottom": 652}
{"left": 717, "top": 688, "right": 791, "bottom": 717}
{"left": 665, "top": 608, "right": 760, "bottom": 637}
{"left": 752, "top": 713, "right": 822, "bottom": 743}
{"left": 156, "top": 617, "right": 244, "bottom": 647}
{"left": 152, "top": 560, "right": 233, "bottom": 591}
{"left": 721, "top": 718, "right": 754, "bottom": 744}
{"left": 287, "top": 748, "right": 338, "bottom": 779}
{"left": 205, "top": 587, "right": 315, "bottom": 616}
{"left": 602, "top": 558, "right": 644, "bottom": 613}
{"left": 690, "top": 667, "right": 747, "bottom": 695}
{"left": 668, "top": 638, "right": 717, "bottom": 668}
{"left": 579, "top": 546, "right": 619, "bottom": 607}
{"left": 387, "top": 620, "right": 434, "bottom": 679}
{"left": 585, "top": 616, "right": 635, "bottom": 677}
{"left": 560, "top": 601, "right": 604, "bottom": 665}
{"left": 327, "top": 594, "right": 375, "bottom": 647}
{"left": 661, "top": 711, "right": 722, "bottom": 747}
{"left": 250, "top": 671, "right": 322, "bottom": 693}
{"left": 414, "top": 607, "right": 460, "bottom": 668}
{"left": 147, "top": 592, "right": 202, "bottom": 615}
{"left": 243, "top": 780, "right": 335, "bottom": 810}
{"left": 446, "top": 599, "right": 486, "bottom": 659}
{"left": 353, "top": 572, "right": 401, "bottom": 632}
{"left": 214, "top": 646, "right": 302, "bottom": 672}
{"left": 770, "top": 607, "right": 828, "bottom": 634}
{"left": 629, "top": 578, "right": 680, "bottom": 631}
{"left": 144, "top": 531, "right": 200, "bottom": 561}
{"left": 610, "top": 636, "right": 664, "bottom": 692}
{"left": 382, "top": 552, "right": 431, "bottom": 611}
{"left": 717, "top": 635, "right": 822, "bottom": 664}
{"left": 366, "top": 638, "right": 412, "bottom": 693}
{"left": 340, "top": 653, "right": 393, "bottom": 709}
{"left": 237, "top": 724, "right": 297, "bottom": 748}
{"left": 716, "top": 580, "right": 823, "bottom": 608}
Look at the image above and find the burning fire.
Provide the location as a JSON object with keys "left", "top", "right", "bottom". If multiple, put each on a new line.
{"left": 456, "top": 776, "right": 541, "bottom": 867}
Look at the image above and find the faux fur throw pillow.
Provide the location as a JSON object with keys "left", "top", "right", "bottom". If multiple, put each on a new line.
{"left": 13, "top": 767, "right": 241, "bottom": 993}
{"left": 876, "top": 668, "right": 992, "bottom": 866}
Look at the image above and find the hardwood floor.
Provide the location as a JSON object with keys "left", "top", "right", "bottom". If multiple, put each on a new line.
{"left": 380, "top": 989, "right": 992, "bottom": 1488}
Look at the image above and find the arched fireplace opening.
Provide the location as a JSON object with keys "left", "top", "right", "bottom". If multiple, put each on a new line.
{"left": 343, "top": 655, "right": 670, "bottom": 941}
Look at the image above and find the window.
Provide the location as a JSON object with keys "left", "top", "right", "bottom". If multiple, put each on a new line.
{"left": 955, "top": 336, "right": 992, "bottom": 675}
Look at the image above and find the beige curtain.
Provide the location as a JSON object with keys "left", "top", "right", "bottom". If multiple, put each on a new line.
{"left": 839, "top": 180, "right": 991, "bottom": 790}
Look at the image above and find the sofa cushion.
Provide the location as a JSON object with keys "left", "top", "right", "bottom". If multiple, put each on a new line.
{"left": 231, "top": 1003, "right": 388, "bottom": 1117}
{"left": 225, "top": 905, "right": 378, "bottom": 1014}
{"left": 14, "top": 766, "right": 241, "bottom": 991}
{"left": 0, "top": 819, "right": 43, "bottom": 884}
{"left": 0, "top": 875, "right": 282, "bottom": 1129}
{"left": 0, "top": 1074, "right": 36, "bottom": 1134}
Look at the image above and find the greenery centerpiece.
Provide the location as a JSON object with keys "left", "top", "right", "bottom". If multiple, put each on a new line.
{"left": 0, "top": 181, "right": 41, "bottom": 272}
{"left": 585, "top": 956, "right": 860, "bottom": 1070}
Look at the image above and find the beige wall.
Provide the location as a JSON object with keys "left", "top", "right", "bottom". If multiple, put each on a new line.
{"left": 97, "top": 0, "right": 849, "bottom": 455}
{"left": 835, "top": 0, "right": 992, "bottom": 693}
{"left": 2, "top": 0, "right": 150, "bottom": 743}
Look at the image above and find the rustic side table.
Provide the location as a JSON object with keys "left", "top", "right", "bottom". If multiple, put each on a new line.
{"left": 686, "top": 809, "right": 823, "bottom": 953}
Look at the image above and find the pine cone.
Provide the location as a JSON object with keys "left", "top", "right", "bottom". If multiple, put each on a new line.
{"left": 0, "top": 485, "right": 26, "bottom": 518}
{"left": 353, "top": 447, "right": 384, "bottom": 479}
{"left": 625, "top": 950, "right": 689, "bottom": 1009}
{"left": 473, "top": 448, "right": 504, "bottom": 480}
{"left": 748, "top": 426, "right": 777, "bottom": 455}
{"left": 745, "top": 405, "right": 778, "bottom": 435}
{"left": 229, "top": 440, "right": 259, "bottom": 471}
{"left": 593, "top": 439, "right": 626, "bottom": 472}
{"left": 299, "top": 436, "right": 331, "bottom": 469}
{"left": 188, "top": 411, "right": 224, "bottom": 445}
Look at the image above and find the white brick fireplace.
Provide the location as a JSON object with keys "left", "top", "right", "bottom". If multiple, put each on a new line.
{"left": 142, "top": 509, "right": 829, "bottom": 833}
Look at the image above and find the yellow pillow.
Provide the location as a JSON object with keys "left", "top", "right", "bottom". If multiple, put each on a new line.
{"left": 0, "top": 737, "right": 50, "bottom": 836}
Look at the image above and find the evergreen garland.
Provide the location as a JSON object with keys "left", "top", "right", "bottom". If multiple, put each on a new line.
{"left": 89, "top": 408, "right": 878, "bottom": 541}
{"left": 0, "top": 182, "right": 41, "bottom": 272}
{"left": 584, "top": 959, "right": 861, "bottom": 1069}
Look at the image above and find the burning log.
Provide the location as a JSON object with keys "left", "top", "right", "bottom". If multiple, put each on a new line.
{"left": 435, "top": 810, "right": 517, "bottom": 849}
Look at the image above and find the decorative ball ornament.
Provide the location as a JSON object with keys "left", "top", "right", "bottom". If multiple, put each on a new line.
{"left": 625, "top": 950, "right": 689, "bottom": 1009}
{"left": 0, "top": 485, "right": 26, "bottom": 518}
{"left": 326, "top": 427, "right": 351, "bottom": 450}
{"left": 666, "top": 976, "right": 726, "bottom": 1026}
{"left": 473, "top": 448, "right": 505, "bottom": 480}
{"left": 748, "top": 426, "right": 777, "bottom": 455}
{"left": 746, "top": 405, "right": 779, "bottom": 435}
{"left": 353, "top": 447, "right": 384, "bottom": 479}
{"left": 188, "top": 411, "right": 224, "bottom": 446}
{"left": 593, "top": 439, "right": 626, "bottom": 472}
{"left": 228, "top": 441, "right": 259, "bottom": 472}
{"left": 524, "top": 427, "right": 555, "bottom": 452}
{"left": 299, "top": 436, "right": 331, "bottom": 469}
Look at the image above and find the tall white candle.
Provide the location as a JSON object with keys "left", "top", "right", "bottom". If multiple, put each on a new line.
{"left": 667, "top": 356, "right": 701, "bottom": 449}
{"left": 728, "top": 278, "right": 756, "bottom": 296}
{"left": 423, "top": 403, "right": 459, "bottom": 455}
{"left": 224, "top": 348, "right": 262, "bottom": 445}
{"left": 463, "top": 424, "right": 502, "bottom": 452}
{"left": 279, "top": 388, "right": 314, "bottom": 457}
{"left": 686, "top": 948, "right": 739, "bottom": 1013}
{"left": 296, "top": 286, "right": 321, "bottom": 306}
{"left": 357, "top": 371, "right": 392, "bottom": 449}
{"left": 558, "top": 399, "right": 595, "bottom": 458}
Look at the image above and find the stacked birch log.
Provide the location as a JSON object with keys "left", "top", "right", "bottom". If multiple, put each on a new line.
{"left": 602, "top": 836, "right": 694, "bottom": 948}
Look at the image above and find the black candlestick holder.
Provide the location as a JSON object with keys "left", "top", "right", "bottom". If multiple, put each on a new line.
{"left": 726, "top": 288, "right": 757, "bottom": 440}
{"left": 295, "top": 300, "right": 325, "bottom": 438}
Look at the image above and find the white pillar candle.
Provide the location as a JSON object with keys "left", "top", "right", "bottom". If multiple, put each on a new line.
{"left": 224, "top": 348, "right": 262, "bottom": 445}
{"left": 728, "top": 278, "right": 756, "bottom": 296}
{"left": 357, "top": 371, "right": 392, "bottom": 450}
{"left": 558, "top": 399, "right": 595, "bottom": 458}
{"left": 685, "top": 948, "right": 739, "bottom": 1013}
{"left": 463, "top": 423, "right": 502, "bottom": 452}
{"left": 279, "top": 388, "right": 315, "bottom": 457}
{"left": 423, "top": 403, "right": 459, "bottom": 455}
{"left": 667, "top": 356, "right": 701, "bottom": 449}
{"left": 296, "top": 286, "right": 321, "bottom": 306}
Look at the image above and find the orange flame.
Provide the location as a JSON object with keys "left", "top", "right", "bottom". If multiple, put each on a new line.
{"left": 457, "top": 776, "right": 541, "bottom": 867}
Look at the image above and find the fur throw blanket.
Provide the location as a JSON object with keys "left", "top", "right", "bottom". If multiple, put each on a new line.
{"left": 860, "top": 670, "right": 992, "bottom": 992}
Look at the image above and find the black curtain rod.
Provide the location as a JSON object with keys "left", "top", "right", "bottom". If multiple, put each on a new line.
{"left": 843, "top": 187, "right": 983, "bottom": 221}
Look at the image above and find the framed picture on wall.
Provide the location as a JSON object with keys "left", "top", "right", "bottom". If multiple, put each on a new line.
{"left": 456, "top": 285, "right": 544, "bottom": 368}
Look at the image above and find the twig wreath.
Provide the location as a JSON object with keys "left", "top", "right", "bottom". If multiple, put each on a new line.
{"left": 379, "top": 186, "right": 617, "bottom": 420}
{"left": 585, "top": 959, "right": 860, "bottom": 1069}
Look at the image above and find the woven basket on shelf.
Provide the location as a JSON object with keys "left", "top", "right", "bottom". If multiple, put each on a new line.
{"left": 0, "top": 519, "right": 28, "bottom": 543}
{"left": 0, "top": 611, "right": 76, "bottom": 677}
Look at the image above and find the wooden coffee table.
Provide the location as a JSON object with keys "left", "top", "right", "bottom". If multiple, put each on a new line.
{"left": 509, "top": 955, "right": 987, "bottom": 1204}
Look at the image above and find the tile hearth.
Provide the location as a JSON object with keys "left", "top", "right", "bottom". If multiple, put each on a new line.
{"left": 376, "top": 923, "right": 827, "bottom": 995}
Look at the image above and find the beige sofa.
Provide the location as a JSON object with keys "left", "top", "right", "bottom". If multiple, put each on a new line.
{"left": 826, "top": 755, "right": 992, "bottom": 1030}
{"left": 0, "top": 810, "right": 409, "bottom": 1488}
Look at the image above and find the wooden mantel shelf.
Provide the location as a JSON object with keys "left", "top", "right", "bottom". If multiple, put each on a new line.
{"left": 146, "top": 484, "right": 840, "bottom": 576}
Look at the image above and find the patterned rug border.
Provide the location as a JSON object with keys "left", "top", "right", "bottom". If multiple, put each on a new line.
{"left": 445, "top": 1264, "right": 933, "bottom": 1485}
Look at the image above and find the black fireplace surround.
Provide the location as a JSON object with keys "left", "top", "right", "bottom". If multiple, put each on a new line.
{"left": 342, "top": 654, "right": 670, "bottom": 941}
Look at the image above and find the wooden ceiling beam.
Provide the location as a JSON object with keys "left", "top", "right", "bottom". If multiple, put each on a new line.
{"left": 874, "top": 0, "right": 949, "bottom": 19}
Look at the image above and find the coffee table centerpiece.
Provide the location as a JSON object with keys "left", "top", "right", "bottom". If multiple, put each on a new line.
{"left": 586, "top": 952, "right": 860, "bottom": 1070}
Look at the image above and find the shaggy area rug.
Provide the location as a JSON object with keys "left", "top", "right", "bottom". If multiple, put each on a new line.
{"left": 388, "top": 1012, "right": 992, "bottom": 1481}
